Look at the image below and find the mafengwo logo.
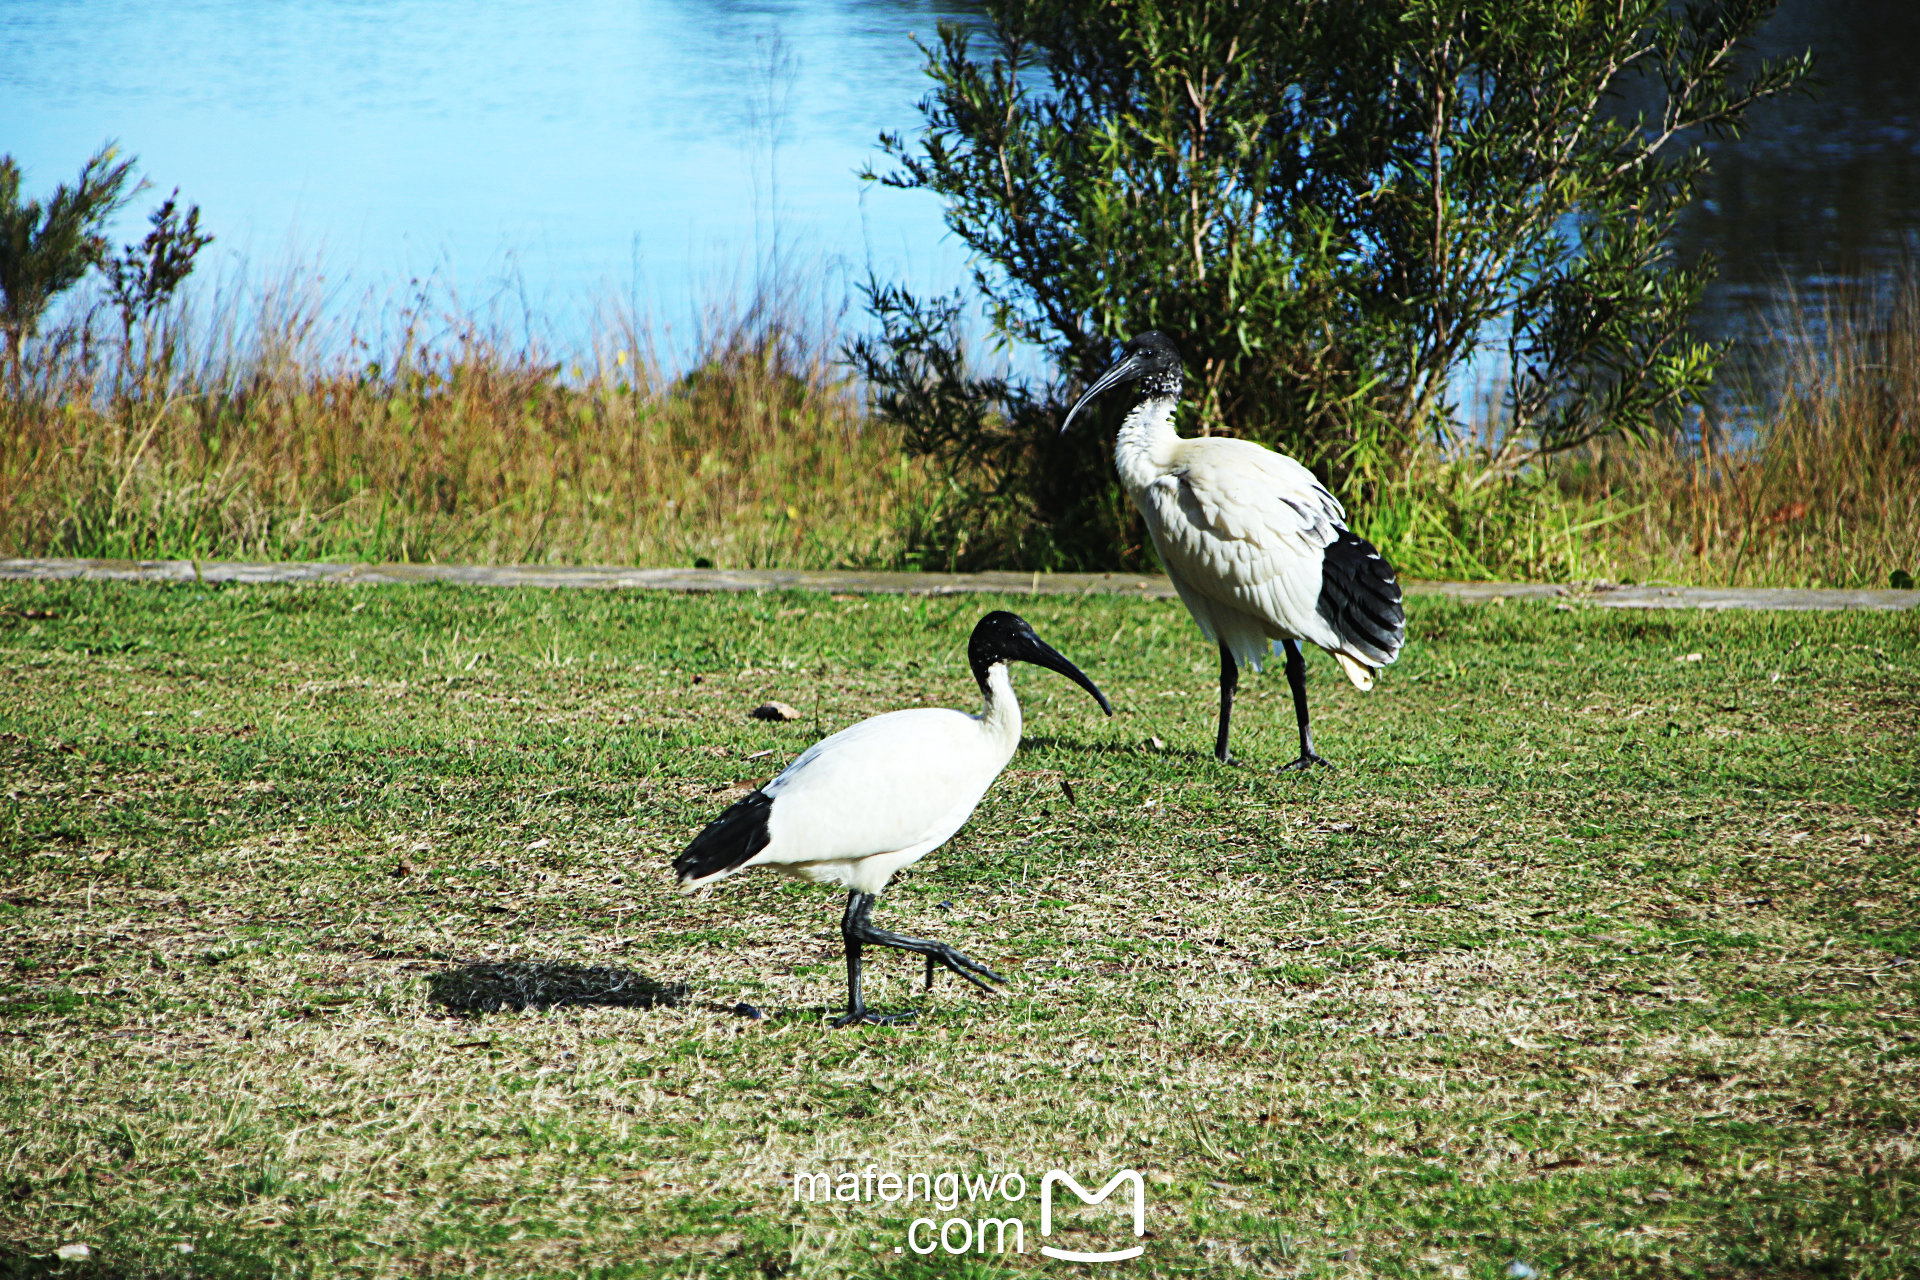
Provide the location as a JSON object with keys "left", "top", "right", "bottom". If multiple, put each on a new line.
{"left": 790, "top": 1165, "right": 1147, "bottom": 1260}
{"left": 1039, "top": 1170, "right": 1146, "bottom": 1262}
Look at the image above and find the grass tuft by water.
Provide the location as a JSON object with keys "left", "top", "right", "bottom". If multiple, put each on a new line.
{"left": 0, "top": 269, "right": 936, "bottom": 571}
{"left": 1, "top": 259, "right": 1915, "bottom": 588}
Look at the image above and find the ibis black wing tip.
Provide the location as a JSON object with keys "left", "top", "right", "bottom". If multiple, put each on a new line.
{"left": 672, "top": 789, "right": 774, "bottom": 888}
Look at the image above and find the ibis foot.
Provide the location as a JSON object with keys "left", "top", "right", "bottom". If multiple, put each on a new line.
{"left": 858, "top": 929, "right": 1005, "bottom": 996}
{"left": 1278, "top": 750, "right": 1334, "bottom": 773}
{"left": 831, "top": 1006, "right": 917, "bottom": 1029}
{"left": 835, "top": 890, "right": 1005, "bottom": 1026}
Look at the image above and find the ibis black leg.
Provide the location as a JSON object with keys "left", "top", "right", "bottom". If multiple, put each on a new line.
{"left": 1278, "top": 639, "right": 1333, "bottom": 772}
{"left": 831, "top": 892, "right": 914, "bottom": 1027}
{"left": 828, "top": 891, "right": 1004, "bottom": 1028}
{"left": 1215, "top": 641, "right": 1239, "bottom": 764}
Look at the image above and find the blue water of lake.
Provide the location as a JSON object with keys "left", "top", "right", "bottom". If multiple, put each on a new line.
{"left": 4, "top": 0, "right": 1916, "bottom": 383}
{"left": 4, "top": 0, "right": 987, "bottom": 360}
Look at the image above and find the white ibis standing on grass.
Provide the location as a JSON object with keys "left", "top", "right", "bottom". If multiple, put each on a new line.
{"left": 672, "top": 611, "right": 1113, "bottom": 1027}
{"left": 1062, "top": 330, "right": 1405, "bottom": 769}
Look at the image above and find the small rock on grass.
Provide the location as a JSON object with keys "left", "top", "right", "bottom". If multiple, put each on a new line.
{"left": 55, "top": 1244, "right": 91, "bottom": 1261}
{"left": 751, "top": 702, "right": 802, "bottom": 722}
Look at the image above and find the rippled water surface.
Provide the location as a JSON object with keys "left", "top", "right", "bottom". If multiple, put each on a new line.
{"left": 4, "top": 0, "right": 1916, "bottom": 368}
{"left": 3, "top": 0, "right": 984, "bottom": 347}
{"left": 1681, "top": 0, "right": 1920, "bottom": 343}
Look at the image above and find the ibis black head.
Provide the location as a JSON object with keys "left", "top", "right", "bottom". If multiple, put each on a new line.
{"left": 1060, "top": 331, "right": 1186, "bottom": 434}
{"left": 968, "top": 611, "right": 1114, "bottom": 716}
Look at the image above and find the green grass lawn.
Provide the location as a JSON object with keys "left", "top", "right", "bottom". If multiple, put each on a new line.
{"left": 1, "top": 581, "right": 1916, "bottom": 1279}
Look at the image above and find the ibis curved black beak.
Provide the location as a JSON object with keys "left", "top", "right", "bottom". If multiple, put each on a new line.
{"left": 1018, "top": 634, "right": 1115, "bottom": 717}
{"left": 1059, "top": 349, "right": 1151, "bottom": 435}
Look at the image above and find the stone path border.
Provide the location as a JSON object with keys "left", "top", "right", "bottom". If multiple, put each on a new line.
{"left": 1, "top": 557, "right": 1914, "bottom": 612}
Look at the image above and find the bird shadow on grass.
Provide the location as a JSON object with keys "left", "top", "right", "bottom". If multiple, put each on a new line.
{"left": 426, "top": 960, "right": 688, "bottom": 1016}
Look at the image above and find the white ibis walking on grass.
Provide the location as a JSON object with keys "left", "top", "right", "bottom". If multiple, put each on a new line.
{"left": 672, "top": 611, "right": 1113, "bottom": 1027}
{"left": 1062, "top": 330, "right": 1405, "bottom": 769}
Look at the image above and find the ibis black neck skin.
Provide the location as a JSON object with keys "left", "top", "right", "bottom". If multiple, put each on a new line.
{"left": 966, "top": 611, "right": 1114, "bottom": 717}
{"left": 1132, "top": 369, "right": 1184, "bottom": 401}
{"left": 1060, "top": 331, "right": 1187, "bottom": 435}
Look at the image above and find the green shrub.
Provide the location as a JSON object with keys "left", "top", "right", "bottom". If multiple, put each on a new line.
{"left": 853, "top": 0, "right": 1807, "bottom": 570}
{"left": 0, "top": 143, "right": 137, "bottom": 393}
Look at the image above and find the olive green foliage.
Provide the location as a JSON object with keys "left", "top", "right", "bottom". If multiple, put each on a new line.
{"left": 0, "top": 144, "right": 137, "bottom": 392}
{"left": 852, "top": 0, "right": 1807, "bottom": 571}
{"left": 100, "top": 189, "right": 213, "bottom": 394}
{"left": 102, "top": 191, "right": 211, "bottom": 334}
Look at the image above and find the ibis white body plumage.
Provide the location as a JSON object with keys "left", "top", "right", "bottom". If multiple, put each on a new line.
{"left": 672, "top": 611, "right": 1112, "bottom": 1026}
{"left": 1066, "top": 331, "right": 1405, "bottom": 768}
{"left": 679, "top": 675, "right": 1022, "bottom": 897}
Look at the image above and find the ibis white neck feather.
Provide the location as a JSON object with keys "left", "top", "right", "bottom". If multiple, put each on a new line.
{"left": 1112, "top": 393, "right": 1182, "bottom": 494}
{"left": 976, "top": 661, "right": 1023, "bottom": 757}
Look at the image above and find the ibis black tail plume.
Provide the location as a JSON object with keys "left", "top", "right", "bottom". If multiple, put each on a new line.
{"left": 1315, "top": 530, "right": 1405, "bottom": 667}
{"left": 673, "top": 790, "right": 773, "bottom": 889}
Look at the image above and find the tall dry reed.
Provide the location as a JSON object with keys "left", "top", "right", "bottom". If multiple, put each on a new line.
{"left": 0, "top": 271, "right": 932, "bottom": 569}
{"left": 1572, "top": 266, "right": 1920, "bottom": 589}
{"left": 1, "top": 259, "right": 1912, "bottom": 586}
{"left": 1344, "top": 263, "right": 1919, "bottom": 589}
